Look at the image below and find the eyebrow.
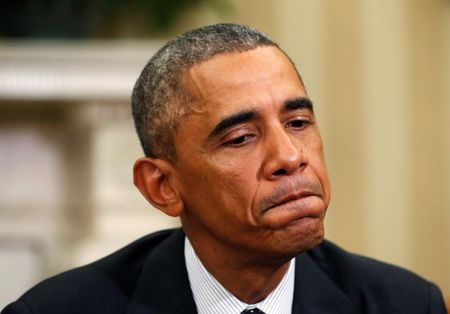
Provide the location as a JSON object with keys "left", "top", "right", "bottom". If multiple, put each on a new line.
{"left": 207, "top": 110, "right": 258, "bottom": 140}
{"left": 206, "top": 97, "right": 314, "bottom": 140}
{"left": 284, "top": 97, "right": 314, "bottom": 112}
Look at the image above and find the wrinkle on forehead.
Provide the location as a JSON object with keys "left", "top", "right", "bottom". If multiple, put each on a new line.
{"left": 178, "top": 46, "right": 306, "bottom": 120}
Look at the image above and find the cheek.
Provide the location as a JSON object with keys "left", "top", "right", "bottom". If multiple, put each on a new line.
{"left": 208, "top": 159, "right": 262, "bottom": 222}
{"left": 180, "top": 158, "right": 258, "bottom": 212}
{"left": 300, "top": 131, "right": 330, "bottom": 192}
{"left": 309, "top": 137, "right": 331, "bottom": 203}
{"left": 214, "top": 160, "right": 259, "bottom": 204}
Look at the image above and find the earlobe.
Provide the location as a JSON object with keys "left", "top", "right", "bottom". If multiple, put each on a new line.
{"left": 133, "top": 157, "right": 184, "bottom": 217}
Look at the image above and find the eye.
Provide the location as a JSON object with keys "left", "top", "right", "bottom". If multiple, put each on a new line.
{"left": 223, "top": 134, "right": 255, "bottom": 147}
{"left": 285, "top": 118, "right": 312, "bottom": 129}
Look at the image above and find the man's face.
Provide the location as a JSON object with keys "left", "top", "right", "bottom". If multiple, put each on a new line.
{"left": 172, "top": 46, "right": 330, "bottom": 264}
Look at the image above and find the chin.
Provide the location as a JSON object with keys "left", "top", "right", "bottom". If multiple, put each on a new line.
{"left": 283, "top": 218, "right": 325, "bottom": 255}
{"left": 251, "top": 222, "right": 324, "bottom": 266}
{"left": 250, "top": 217, "right": 326, "bottom": 264}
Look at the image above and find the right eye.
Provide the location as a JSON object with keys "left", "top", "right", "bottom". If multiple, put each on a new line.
{"left": 223, "top": 134, "right": 255, "bottom": 147}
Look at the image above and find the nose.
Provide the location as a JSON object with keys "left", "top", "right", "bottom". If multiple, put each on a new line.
{"left": 263, "top": 125, "right": 306, "bottom": 179}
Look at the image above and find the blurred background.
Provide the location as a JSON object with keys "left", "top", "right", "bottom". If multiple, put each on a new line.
{"left": 0, "top": 0, "right": 449, "bottom": 308}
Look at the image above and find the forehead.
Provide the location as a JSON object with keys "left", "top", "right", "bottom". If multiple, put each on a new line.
{"left": 181, "top": 46, "right": 305, "bottom": 109}
{"left": 181, "top": 46, "right": 306, "bottom": 112}
{"left": 175, "top": 46, "right": 307, "bottom": 147}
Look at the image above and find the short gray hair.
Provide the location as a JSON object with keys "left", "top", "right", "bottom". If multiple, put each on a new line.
{"left": 131, "top": 23, "right": 279, "bottom": 162}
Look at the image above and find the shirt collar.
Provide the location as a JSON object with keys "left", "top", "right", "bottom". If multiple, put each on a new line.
{"left": 184, "top": 237, "right": 295, "bottom": 314}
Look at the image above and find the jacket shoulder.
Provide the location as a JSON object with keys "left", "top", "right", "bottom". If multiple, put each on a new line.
{"left": 307, "top": 240, "right": 447, "bottom": 313}
{"left": 2, "top": 229, "right": 179, "bottom": 314}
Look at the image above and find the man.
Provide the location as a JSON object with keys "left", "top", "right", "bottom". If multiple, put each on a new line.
{"left": 2, "top": 23, "right": 447, "bottom": 314}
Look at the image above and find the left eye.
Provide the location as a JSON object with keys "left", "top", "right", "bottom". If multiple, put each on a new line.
{"left": 286, "top": 119, "right": 310, "bottom": 129}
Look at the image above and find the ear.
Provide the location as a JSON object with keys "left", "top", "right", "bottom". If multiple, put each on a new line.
{"left": 133, "top": 157, "right": 183, "bottom": 217}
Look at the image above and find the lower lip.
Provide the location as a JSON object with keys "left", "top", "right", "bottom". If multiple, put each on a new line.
{"left": 260, "top": 196, "right": 324, "bottom": 229}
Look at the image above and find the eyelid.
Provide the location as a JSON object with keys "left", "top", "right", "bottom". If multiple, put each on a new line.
{"left": 285, "top": 115, "right": 314, "bottom": 128}
{"left": 223, "top": 134, "right": 255, "bottom": 147}
{"left": 220, "top": 127, "right": 258, "bottom": 147}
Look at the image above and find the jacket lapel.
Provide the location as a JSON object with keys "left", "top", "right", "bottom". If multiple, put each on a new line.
{"left": 125, "top": 229, "right": 357, "bottom": 314}
{"left": 292, "top": 252, "right": 358, "bottom": 314}
{"left": 126, "top": 229, "right": 197, "bottom": 314}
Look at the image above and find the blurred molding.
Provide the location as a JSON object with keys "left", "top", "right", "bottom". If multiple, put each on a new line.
{"left": 0, "top": 40, "right": 162, "bottom": 102}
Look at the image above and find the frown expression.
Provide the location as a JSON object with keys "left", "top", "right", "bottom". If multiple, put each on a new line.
{"left": 172, "top": 46, "right": 331, "bottom": 262}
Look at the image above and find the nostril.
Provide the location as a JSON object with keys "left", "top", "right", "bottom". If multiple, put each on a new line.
{"left": 272, "top": 168, "right": 286, "bottom": 176}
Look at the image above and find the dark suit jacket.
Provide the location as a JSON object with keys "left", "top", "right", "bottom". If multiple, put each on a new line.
{"left": 2, "top": 229, "right": 447, "bottom": 314}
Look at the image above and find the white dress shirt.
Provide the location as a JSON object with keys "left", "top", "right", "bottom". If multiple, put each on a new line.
{"left": 184, "top": 237, "right": 295, "bottom": 314}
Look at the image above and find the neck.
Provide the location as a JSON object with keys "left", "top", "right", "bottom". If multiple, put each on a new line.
{"left": 187, "top": 233, "right": 292, "bottom": 304}
{"left": 218, "top": 260, "right": 291, "bottom": 304}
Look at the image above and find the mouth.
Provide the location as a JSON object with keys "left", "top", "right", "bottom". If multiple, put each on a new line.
{"left": 265, "top": 190, "right": 319, "bottom": 212}
{"left": 258, "top": 188, "right": 325, "bottom": 229}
